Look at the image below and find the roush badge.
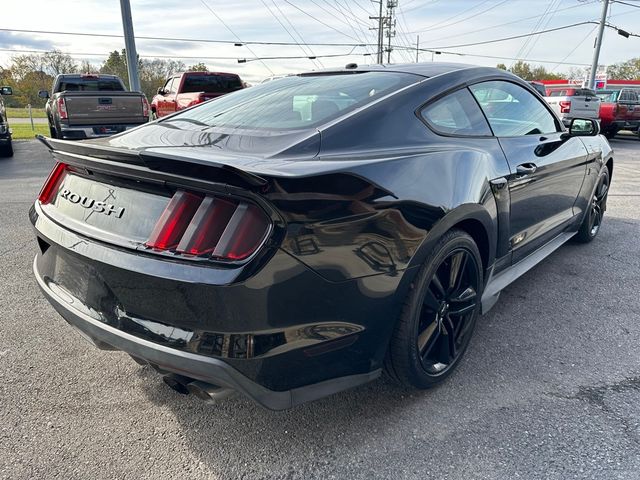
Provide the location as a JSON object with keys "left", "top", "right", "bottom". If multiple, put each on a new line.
{"left": 59, "top": 189, "right": 125, "bottom": 218}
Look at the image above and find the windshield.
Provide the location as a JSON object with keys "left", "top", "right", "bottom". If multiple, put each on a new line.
{"left": 182, "top": 74, "right": 243, "bottom": 93}
{"left": 597, "top": 90, "right": 619, "bottom": 102}
{"left": 167, "top": 71, "right": 420, "bottom": 130}
{"left": 58, "top": 78, "right": 124, "bottom": 92}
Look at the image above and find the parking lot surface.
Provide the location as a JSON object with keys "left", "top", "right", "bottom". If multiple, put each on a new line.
{"left": 1, "top": 137, "right": 639, "bottom": 480}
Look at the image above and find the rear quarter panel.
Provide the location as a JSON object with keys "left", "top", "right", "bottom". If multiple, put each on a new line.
{"left": 272, "top": 70, "right": 512, "bottom": 282}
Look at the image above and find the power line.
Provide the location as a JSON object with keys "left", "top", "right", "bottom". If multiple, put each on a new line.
{"left": 259, "top": 0, "right": 321, "bottom": 69}
{"left": 0, "top": 27, "right": 367, "bottom": 47}
{"left": 0, "top": 47, "right": 360, "bottom": 62}
{"left": 420, "top": 1, "right": 599, "bottom": 44}
{"left": 428, "top": 21, "right": 600, "bottom": 50}
{"left": 198, "top": 0, "right": 274, "bottom": 74}
{"left": 407, "top": 0, "right": 509, "bottom": 35}
{"left": 282, "top": 0, "right": 365, "bottom": 43}
{"left": 0, "top": 46, "right": 597, "bottom": 68}
{"left": 612, "top": 0, "right": 640, "bottom": 8}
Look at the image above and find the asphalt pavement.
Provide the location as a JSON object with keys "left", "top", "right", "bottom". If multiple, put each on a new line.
{"left": 1, "top": 137, "right": 639, "bottom": 480}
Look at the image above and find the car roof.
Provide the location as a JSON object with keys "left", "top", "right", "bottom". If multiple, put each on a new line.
{"left": 302, "top": 62, "right": 488, "bottom": 78}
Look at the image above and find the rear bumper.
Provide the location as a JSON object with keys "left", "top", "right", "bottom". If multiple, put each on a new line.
{"left": 34, "top": 256, "right": 379, "bottom": 410}
{"left": 30, "top": 202, "right": 400, "bottom": 408}
{"left": 59, "top": 122, "right": 148, "bottom": 140}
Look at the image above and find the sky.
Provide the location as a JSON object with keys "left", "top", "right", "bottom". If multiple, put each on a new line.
{"left": 1, "top": 0, "right": 640, "bottom": 84}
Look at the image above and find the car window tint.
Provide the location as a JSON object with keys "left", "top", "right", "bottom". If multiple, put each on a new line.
{"left": 421, "top": 88, "right": 491, "bottom": 136}
{"left": 58, "top": 79, "right": 124, "bottom": 92}
{"left": 469, "top": 80, "right": 559, "bottom": 136}
{"left": 182, "top": 74, "right": 243, "bottom": 93}
{"left": 172, "top": 71, "right": 419, "bottom": 130}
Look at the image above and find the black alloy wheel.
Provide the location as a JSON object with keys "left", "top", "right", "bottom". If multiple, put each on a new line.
{"left": 575, "top": 169, "right": 610, "bottom": 243}
{"left": 418, "top": 247, "right": 480, "bottom": 375}
{"left": 385, "top": 229, "right": 482, "bottom": 388}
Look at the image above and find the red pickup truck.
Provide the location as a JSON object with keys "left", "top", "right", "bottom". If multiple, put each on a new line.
{"left": 151, "top": 71, "right": 244, "bottom": 118}
{"left": 597, "top": 88, "right": 640, "bottom": 139}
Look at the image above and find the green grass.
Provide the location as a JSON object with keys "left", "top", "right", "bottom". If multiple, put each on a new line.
{"left": 10, "top": 123, "right": 49, "bottom": 140}
{"left": 6, "top": 107, "right": 46, "bottom": 119}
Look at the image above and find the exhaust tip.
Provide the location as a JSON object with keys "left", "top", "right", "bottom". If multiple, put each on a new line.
{"left": 186, "top": 380, "right": 233, "bottom": 404}
{"left": 162, "top": 373, "right": 190, "bottom": 395}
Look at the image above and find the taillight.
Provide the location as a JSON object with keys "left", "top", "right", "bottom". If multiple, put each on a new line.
{"left": 559, "top": 101, "right": 571, "bottom": 114}
{"left": 57, "top": 97, "right": 68, "bottom": 119}
{"left": 38, "top": 162, "right": 67, "bottom": 204}
{"left": 145, "top": 190, "right": 271, "bottom": 261}
{"left": 141, "top": 96, "right": 150, "bottom": 118}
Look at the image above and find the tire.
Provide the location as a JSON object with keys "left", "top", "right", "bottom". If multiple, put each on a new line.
{"left": 574, "top": 168, "right": 610, "bottom": 243}
{"left": 0, "top": 139, "right": 13, "bottom": 158}
{"left": 385, "top": 229, "right": 483, "bottom": 389}
{"left": 150, "top": 109, "right": 158, "bottom": 121}
{"left": 604, "top": 129, "right": 617, "bottom": 140}
{"left": 49, "top": 126, "right": 57, "bottom": 139}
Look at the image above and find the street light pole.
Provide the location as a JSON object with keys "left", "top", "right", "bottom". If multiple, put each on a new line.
{"left": 589, "top": 0, "right": 610, "bottom": 89}
{"left": 119, "top": 0, "right": 141, "bottom": 92}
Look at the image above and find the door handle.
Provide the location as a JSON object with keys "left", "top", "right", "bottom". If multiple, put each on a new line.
{"left": 516, "top": 163, "right": 537, "bottom": 175}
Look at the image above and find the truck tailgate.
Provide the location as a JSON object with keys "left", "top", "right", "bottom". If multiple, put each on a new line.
{"left": 570, "top": 96, "right": 600, "bottom": 119}
{"left": 64, "top": 92, "right": 145, "bottom": 125}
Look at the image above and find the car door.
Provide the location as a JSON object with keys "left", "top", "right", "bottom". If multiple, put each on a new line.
{"left": 469, "top": 80, "right": 589, "bottom": 264}
{"left": 617, "top": 89, "right": 630, "bottom": 124}
{"left": 156, "top": 78, "right": 173, "bottom": 117}
{"left": 623, "top": 89, "right": 640, "bottom": 126}
{"left": 165, "top": 76, "right": 179, "bottom": 115}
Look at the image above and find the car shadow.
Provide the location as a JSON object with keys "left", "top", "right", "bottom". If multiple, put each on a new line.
{"left": 134, "top": 214, "right": 639, "bottom": 477}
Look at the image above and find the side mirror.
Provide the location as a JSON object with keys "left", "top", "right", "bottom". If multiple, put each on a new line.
{"left": 38, "top": 90, "right": 50, "bottom": 99}
{"left": 156, "top": 87, "right": 165, "bottom": 95}
{"left": 569, "top": 118, "right": 599, "bottom": 137}
{"left": 0, "top": 86, "right": 12, "bottom": 96}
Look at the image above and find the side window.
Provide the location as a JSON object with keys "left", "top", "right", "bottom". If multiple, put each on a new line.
{"left": 420, "top": 88, "right": 491, "bottom": 136}
{"left": 168, "top": 77, "right": 179, "bottom": 94}
{"left": 469, "top": 80, "right": 560, "bottom": 137}
{"left": 162, "top": 78, "right": 173, "bottom": 94}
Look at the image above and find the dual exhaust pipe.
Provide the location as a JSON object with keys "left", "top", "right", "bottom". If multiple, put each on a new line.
{"left": 129, "top": 355, "right": 234, "bottom": 404}
{"left": 162, "top": 373, "right": 233, "bottom": 404}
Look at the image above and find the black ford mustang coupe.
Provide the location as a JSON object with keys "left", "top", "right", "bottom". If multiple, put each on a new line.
{"left": 31, "top": 63, "right": 612, "bottom": 409}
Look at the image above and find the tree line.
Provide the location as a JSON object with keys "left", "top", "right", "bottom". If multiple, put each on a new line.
{"left": 0, "top": 50, "right": 209, "bottom": 108}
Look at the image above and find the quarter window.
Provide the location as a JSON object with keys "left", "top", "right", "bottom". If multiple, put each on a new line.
{"left": 470, "top": 81, "right": 560, "bottom": 136}
{"left": 420, "top": 88, "right": 491, "bottom": 136}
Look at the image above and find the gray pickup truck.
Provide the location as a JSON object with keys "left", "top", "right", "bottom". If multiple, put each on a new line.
{"left": 39, "top": 74, "right": 149, "bottom": 139}
{"left": 0, "top": 86, "right": 13, "bottom": 157}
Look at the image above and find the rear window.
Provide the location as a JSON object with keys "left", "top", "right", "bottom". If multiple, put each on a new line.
{"left": 181, "top": 74, "right": 243, "bottom": 93}
{"left": 573, "top": 89, "right": 597, "bottom": 97}
{"left": 58, "top": 78, "right": 124, "bottom": 92}
{"left": 167, "top": 71, "right": 419, "bottom": 130}
{"left": 597, "top": 91, "right": 619, "bottom": 102}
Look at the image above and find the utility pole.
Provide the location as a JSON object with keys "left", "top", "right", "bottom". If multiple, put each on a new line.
{"left": 119, "top": 0, "right": 141, "bottom": 92}
{"left": 589, "top": 0, "right": 610, "bottom": 89}
{"left": 386, "top": 1, "right": 397, "bottom": 64}
{"left": 416, "top": 35, "right": 419, "bottom": 63}
{"left": 369, "top": 1, "right": 385, "bottom": 64}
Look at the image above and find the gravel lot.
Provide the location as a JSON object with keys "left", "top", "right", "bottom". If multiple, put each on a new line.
{"left": 1, "top": 137, "right": 639, "bottom": 480}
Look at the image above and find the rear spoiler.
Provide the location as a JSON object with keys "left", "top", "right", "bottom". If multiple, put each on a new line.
{"left": 37, "top": 135, "right": 268, "bottom": 188}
